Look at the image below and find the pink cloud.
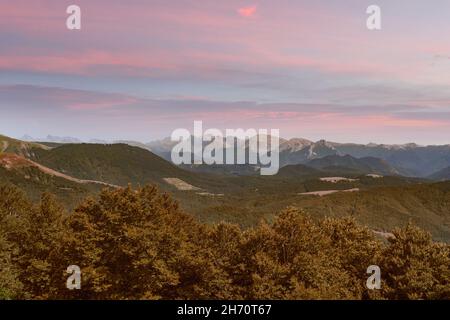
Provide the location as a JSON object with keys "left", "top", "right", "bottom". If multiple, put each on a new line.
{"left": 238, "top": 6, "right": 257, "bottom": 18}
{"left": 66, "top": 97, "right": 139, "bottom": 111}
{"left": 0, "top": 1, "right": 427, "bottom": 81}
{"left": 0, "top": 51, "right": 181, "bottom": 76}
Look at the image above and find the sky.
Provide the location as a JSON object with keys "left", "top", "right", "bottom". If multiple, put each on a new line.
{"left": 1, "top": 0, "right": 450, "bottom": 144}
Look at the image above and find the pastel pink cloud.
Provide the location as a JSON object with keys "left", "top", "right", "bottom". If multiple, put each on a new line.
{"left": 0, "top": 1, "right": 433, "bottom": 82}
{"left": 238, "top": 6, "right": 257, "bottom": 18}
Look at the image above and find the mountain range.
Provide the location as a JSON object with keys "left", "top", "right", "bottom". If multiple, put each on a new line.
{"left": 9, "top": 134, "right": 450, "bottom": 178}
{"left": 1, "top": 133, "right": 449, "bottom": 242}
{"left": 147, "top": 136, "right": 450, "bottom": 178}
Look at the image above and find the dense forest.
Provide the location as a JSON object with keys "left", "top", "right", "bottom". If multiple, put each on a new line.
{"left": 0, "top": 183, "right": 448, "bottom": 300}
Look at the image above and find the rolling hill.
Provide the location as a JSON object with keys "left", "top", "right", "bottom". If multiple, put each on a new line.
{"left": 277, "top": 164, "right": 323, "bottom": 177}
{"left": 33, "top": 143, "right": 200, "bottom": 187}
{"left": 188, "top": 179, "right": 450, "bottom": 242}
{"left": 295, "top": 181, "right": 450, "bottom": 243}
{"left": 1, "top": 134, "right": 449, "bottom": 242}
{"left": 0, "top": 134, "right": 50, "bottom": 158}
{"left": 28, "top": 142, "right": 234, "bottom": 195}
{"left": 0, "top": 153, "right": 104, "bottom": 208}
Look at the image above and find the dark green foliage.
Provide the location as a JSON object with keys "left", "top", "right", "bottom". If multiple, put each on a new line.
{"left": 35, "top": 143, "right": 199, "bottom": 187}
{"left": 2, "top": 137, "right": 448, "bottom": 242}
{"left": 0, "top": 183, "right": 448, "bottom": 300}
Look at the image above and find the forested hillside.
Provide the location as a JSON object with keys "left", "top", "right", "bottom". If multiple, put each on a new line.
{"left": 0, "top": 184, "right": 448, "bottom": 300}
{"left": 1, "top": 137, "right": 449, "bottom": 242}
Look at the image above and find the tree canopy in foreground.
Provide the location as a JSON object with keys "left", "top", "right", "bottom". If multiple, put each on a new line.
{"left": 0, "top": 184, "right": 448, "bottom": 300}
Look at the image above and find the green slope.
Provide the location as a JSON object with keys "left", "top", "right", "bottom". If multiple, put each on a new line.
{"left": 2, "top": 134, "right": 448, "bottom": 242}
{"left": 33, "top": 143, "right": 221, "bottom": 189}
{"left": 187, "top": 180, "right": 450, "bottom": 242}
{"left": 0, "top": 165, "right": 101, "bottom": 210}
{"left": 0, "top": 135, "right": 49, "bottom": 158}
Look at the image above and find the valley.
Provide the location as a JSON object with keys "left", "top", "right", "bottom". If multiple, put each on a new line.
{"left": 1, "top": 134, "right": 449, "bottom": 242}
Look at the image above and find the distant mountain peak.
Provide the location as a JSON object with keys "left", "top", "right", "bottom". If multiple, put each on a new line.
{"left": 367, "top": 142, "right": 421, "bottom": 150}
{"left": 280, "top": 138, "right": 313, "bottom": 152}
{"left": 45, "top": 135, "right": 82, "bottom": 143}
{"left": 314, "top": 139, "right": 338, "bottom": 148}
{"left": 21, "top": 134, "right": 34, "bottom": 141}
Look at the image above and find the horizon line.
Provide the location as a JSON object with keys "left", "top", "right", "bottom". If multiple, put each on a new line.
{"left": 6, "top": 132, "right": 450, "bottom": 148}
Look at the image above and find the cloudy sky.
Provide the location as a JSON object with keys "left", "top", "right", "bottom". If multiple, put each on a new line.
{"left": 1, "top": 0, "right": 450, "bottom": 144}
